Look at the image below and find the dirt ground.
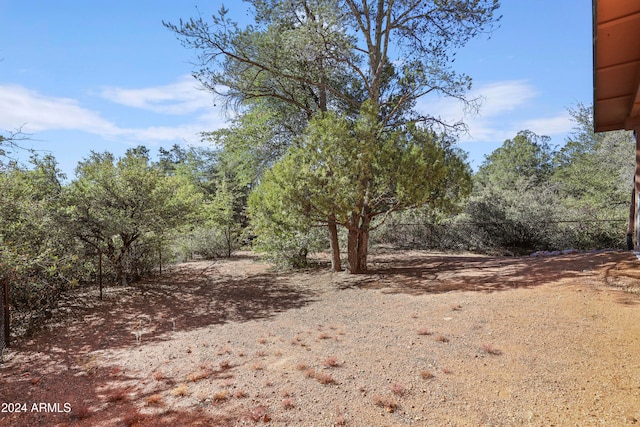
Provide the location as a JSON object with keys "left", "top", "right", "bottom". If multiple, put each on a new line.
{"left": 2, "top": 249, "right": 640, "bottom": 426}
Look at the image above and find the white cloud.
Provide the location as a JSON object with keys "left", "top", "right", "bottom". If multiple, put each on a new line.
{"left": 2, "top": 77, "right": 574, "bottom": 151}
{"left": 420, "top": 80, "right": 536, "bottom": 123}
{"left": 472, "top": 80, "right": 537, "bottom": 117}
{"left": 123, "top": 121, "right": 223, "bottom": 144}
{"left": 519, "top": 112, "right": 573, "bottom": 136}
{"left": 99, "top": 76, "right": 214, "bottom": 115}
{"left": 417, "top": 80, "right": 572, "bottom": 144}
{"left": 0, "top": 79, "right": 228, "bottom": 145}
{"left": 0, "top": 84, "right": 121, "bottom": 136}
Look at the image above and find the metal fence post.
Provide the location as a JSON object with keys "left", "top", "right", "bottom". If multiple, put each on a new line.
{"left": 2, "top": 277, "right": 9, "bottom": 349}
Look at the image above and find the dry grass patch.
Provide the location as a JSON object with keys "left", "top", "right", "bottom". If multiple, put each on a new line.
{"left": 187, "top": 367, "right": 212, "bottom": 382}
{"left": 303, "top": 367, "right": 336, "bottom": 384}
{"left": 282, "top": 398, "right": 295, "bottom": 409}
{"left": 106, "top": 389, "right": 128, "bottom": 403}
{"left": 241, "top": 405, "right": 269, "bottom": 423}
{"left": 314, "top": 372, "right": 336, "bottom": 385}
{"left": 122, "top": 410, "right": 149, "bottom": 427}
{"left": 145, "top": 394, "right": 163, "bottom": 406}
{"left": 170, "top": 383, "right": 189, "bottom": 397}
{"left": 73, "top": 404, "right": 91, "bottom": 421}
{"left": 390, "top": 383, "right": 406, "bottom": 396}
{"left": 212, "top": 390, "right": 228, "bottom": 403}
{"left": 323, "top": 356, "right": 341, "bottom": 367}
{"left": 372, "top": 394, "right": 398, "bottom": 413}
{"left": 420, "top": 370, "right": 435, "bottom": 380}
{"left": 318, "top": 332, "right": 332, "bottom": 340}
{"left": 435, "top": 334, "right": 449, "bottom": 343}
{"left": 481, "top": 343, "right": 503, "bottom": 355}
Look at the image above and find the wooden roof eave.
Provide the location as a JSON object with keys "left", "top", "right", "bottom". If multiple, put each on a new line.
{"left": 593, "top": 0, "right": 640, "bottom": 132}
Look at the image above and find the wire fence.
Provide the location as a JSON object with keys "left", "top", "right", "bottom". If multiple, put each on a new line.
{"left": 1, "top": 278, "right": 8, "bottom": 362}
{"left": 375, "top": 219, "right": 629, "bottom": 255}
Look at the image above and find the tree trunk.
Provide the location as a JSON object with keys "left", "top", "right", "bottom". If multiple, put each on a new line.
{"left": 225, "top": 226, "right": 233, "bottom": 258}
{"left": 357, "top": 225, "right": 370, "bottom": 273}
{"left": 108, "top": 242, "right": 130, "bottom": 286}
{"left": 628, "top": 187, "right": 636, "bottom": 250}
{"left": 346, "top": 212, "right": 371, "bottom": 274}
{"left": 346, "top": 208, "right": 373, "bottom": 274}
{"left": 327, "top": 218, "right": 342, "bottom": 272}
{"left": 98, "top": 251, "right": 103, "bottom": 300}
{"left": 347, "top": 228, "right": 360, "bottom": 273}
{"left": 346, "top": 231, "right": 368, "bottom": 273}
{"left": 109, "top": 253, "right": 127, "bottom": 286}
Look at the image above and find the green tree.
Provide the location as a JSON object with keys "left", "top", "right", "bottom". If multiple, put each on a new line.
{"left": 156, "top": 144, "right": 219, "bottom": 195}
{"left": 64, "top": 150, "right": 202, "bottom": 285}
{"left": 0, "top": 155, "right": 79, "bottom": 330}
{"left": 553, "top": 103, "right": 634, "bottom": 217}
{"left": 552, "top": 103, "right": 634, "bottom": 248}
{"left": 466, "top": 115, "right": 633, "bottom": 253}
{"left": 201, "top": 178, "right": 244, "bottom": 258}
{"left": 467, "top": 130, "right": 560, "bottom": 253}
{"left": 202, "top": 103, "right": 296, "bottom": 190}
{"left": 0, "top": 129, "right": 31, "bottom": 168}
{"left": 167, "top": 0, "right": 500, "bottom": 272}
{"left": 475, "top": 130, "right": 555, "bottom": 191}
{"left": 155, "top": 144, "right": 248, "bottom": 260}
{"left": 165, "top": 1, "right": 500, "bottom": 128}
{"left": 248, "top": 163, "right": 328, "bottom": 269}
{"left": 250, "top": 106, "right": 472, "bottom": 271}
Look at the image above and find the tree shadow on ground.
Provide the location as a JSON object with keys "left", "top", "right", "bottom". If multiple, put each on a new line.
{"left": 357, "top": 251, "right": 638, "bottom": 296}
{"left": 0, "top": 257, "right": 315, "bottom": 426}
{"left": 599, "top": 254, "right": 640, "bottom": 306}
{"left": 3, "top": 250, "right": 639, "bottom": 427}
{"left": 14, "top": 258, "right": 317, "bottom": 354}
{"left": 0, "top": 359, "right": 237, "bottom": 427}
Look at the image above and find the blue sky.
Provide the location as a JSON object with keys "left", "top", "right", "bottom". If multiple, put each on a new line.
{"left": 0, "top": 1, "right": 593, "bottom": 176}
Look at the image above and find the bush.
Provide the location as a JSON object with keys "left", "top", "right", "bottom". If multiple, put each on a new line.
{"left": 0, "top": 245, "right": 81, "bottom": 336}
{"left": 173, "top": 226, "right": 240, "bottom": 261}
{"left": 373, "top": 189, "right": 627, "bottom": 255}
{"left": 462, "top": 188, "right": 563, "bottom": 254}
{"left": 252, "top": 227, "right": 327, "bottom": 270}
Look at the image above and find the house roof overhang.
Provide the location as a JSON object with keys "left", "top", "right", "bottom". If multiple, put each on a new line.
{"left": 593, "top": 0, "right": 640, "bottom": 132}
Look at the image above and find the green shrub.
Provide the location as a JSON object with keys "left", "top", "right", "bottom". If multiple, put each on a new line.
{"left": 252, "top": 227, "right": 327, "bottom": 270}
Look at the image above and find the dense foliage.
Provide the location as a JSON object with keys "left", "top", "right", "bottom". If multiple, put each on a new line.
{"left": 0, "top": 155, "right": 78, "bottom": 332}
{"left": 0, "top": 146, "right": 243, "bottom": 335}
{"left": 249, "top": 105, "right": 472, "bottom": 270}
{"left": 166, "top": 0, "right": 501, "bottom": 272}
{"left": 377, "top": 104, "right": 635, "bottom": 254}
